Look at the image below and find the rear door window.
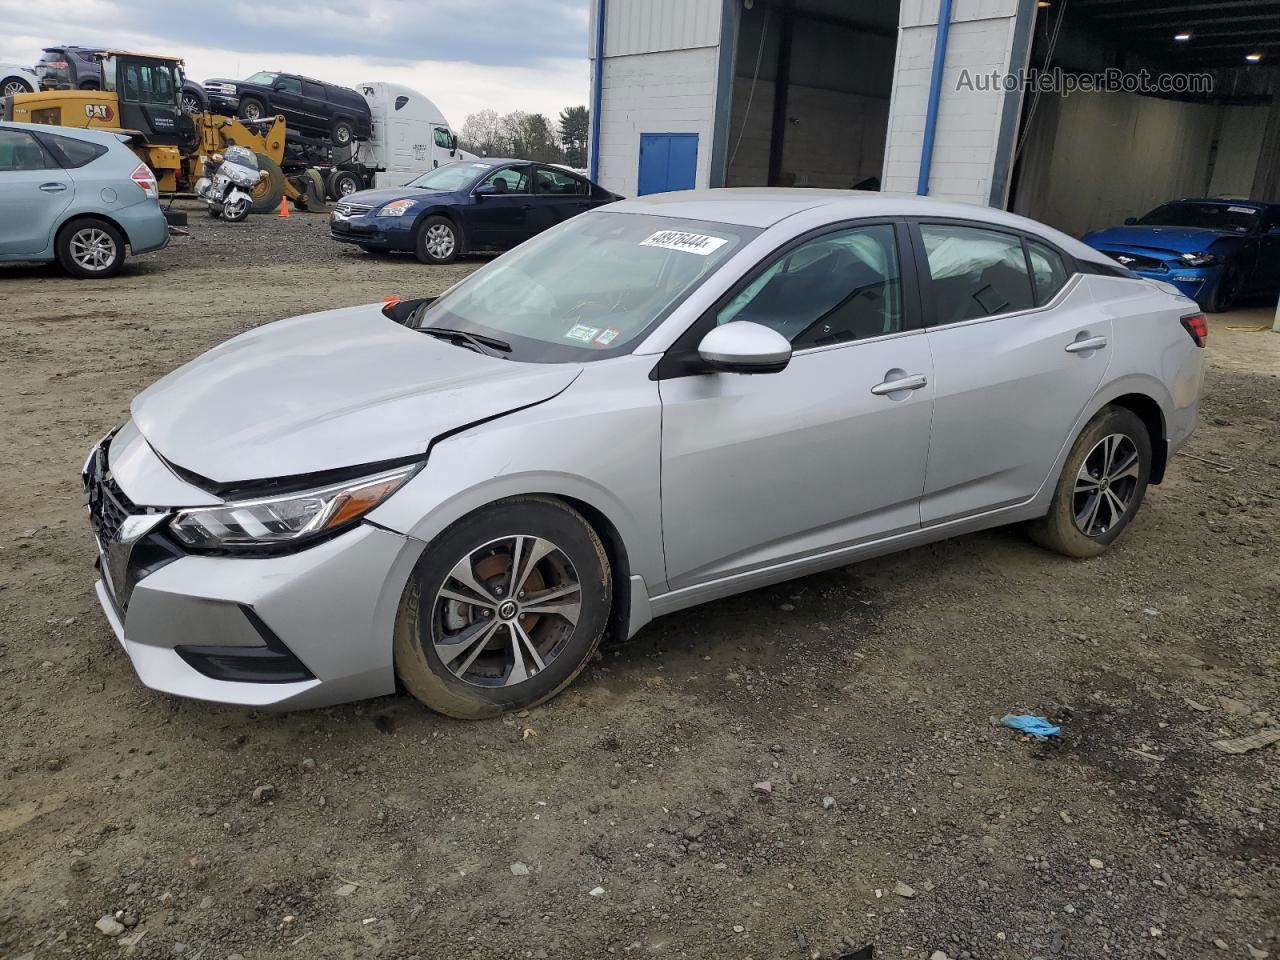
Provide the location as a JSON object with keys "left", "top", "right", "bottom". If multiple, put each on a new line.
{"left": 1027, "top": 240, "right": 1070, "bottom": 305}
{"left": 534, "top": 167, "right": 589, "bottom": 196}
{"left": 0, "top": 129, "right": 52, "bottom": 171}
{"left": 302, "top": 80, "right": 325, "bottom": 100}
{"left": 919, "top": 224, "right": 1035, "bottom": 324}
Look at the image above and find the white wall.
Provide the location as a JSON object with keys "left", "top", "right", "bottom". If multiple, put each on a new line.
{"left": 1010, "top": 91, "right": 1259, "bottom": 237}
{"left": 596, "top": 47, "right": 722, "bottom": 197}
{"left": 882, "top": 0, "right": 1027, "bottom": 205}
{"left": 589, "top": 0, "right": 721, "bottom": 57}
{"left": 1208, "top": 105, "right": 1268, "bottom": 199}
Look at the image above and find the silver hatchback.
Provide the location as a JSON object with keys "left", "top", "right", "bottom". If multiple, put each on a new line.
{"left": 85, "top": 190, "right": 1206, "bottom": 716}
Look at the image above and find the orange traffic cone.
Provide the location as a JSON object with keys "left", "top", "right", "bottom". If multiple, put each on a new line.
{"left": 278, "top": 196, "right": 290, "bottom": 218}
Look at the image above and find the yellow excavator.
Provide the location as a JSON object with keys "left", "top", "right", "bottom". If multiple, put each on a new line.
{"left": 0, "top": 50, "right": 326, "bottom": 212}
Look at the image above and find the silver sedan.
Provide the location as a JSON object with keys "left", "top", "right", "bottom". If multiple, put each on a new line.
{"left": 84, "top": 190, "right": 1206, "bottom": 717}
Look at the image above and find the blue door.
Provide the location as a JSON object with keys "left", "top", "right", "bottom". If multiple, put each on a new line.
{"left": 637, "top": 133, "right": 698, "bottom": 196}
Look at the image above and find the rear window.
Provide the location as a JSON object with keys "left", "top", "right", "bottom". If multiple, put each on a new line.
{"left": 41, "top": 132, "right": 107, "bottom": 168}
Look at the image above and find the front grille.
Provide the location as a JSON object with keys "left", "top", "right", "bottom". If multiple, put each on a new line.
{"left": 86, "top": 452, "right": 137, "bottom": 543}
{"left": 333, "top": 201, "right": 372, "bottom": 218}
{"left": 1102, "top": 250, "right": 1167, "bottom": 273}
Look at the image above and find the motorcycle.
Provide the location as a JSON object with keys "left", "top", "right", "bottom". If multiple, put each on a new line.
{"left": 194, "top": 146, "right": 267, "bottom": 222}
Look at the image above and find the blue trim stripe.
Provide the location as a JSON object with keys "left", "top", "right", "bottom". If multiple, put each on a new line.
{"left": 917, "top": 0, "right": 954, "bottom": 196}
{"left": 589, "top": 0, "right": 606, "bottom": 183}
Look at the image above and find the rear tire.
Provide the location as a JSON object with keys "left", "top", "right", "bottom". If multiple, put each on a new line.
{"left": 1205, "top": 267, "right": 1240, "bottom": 314}
{"left": 394, "top": 497, "right": 612, "bottom": 719}
{"left": 1, "top": 76, "right": 33, "bottom": 97}
{"left": 332, "top": 119, "right": 355, "bottom": 147}
{"left": 1027, "top": 406, "right": 1152, "bottom": 558}
{"left": 248, "top": 153, "right": 285, "bottom": 214}
{"left": 55, "top": 217, "right": 126, "bottom": 279}
{"left": 414, "top": 215, "right": 460, "bottom": 264}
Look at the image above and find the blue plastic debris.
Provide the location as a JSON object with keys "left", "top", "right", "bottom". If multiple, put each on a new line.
{"left": 1000, "top": 714, "right": 1061, "bottom": 740}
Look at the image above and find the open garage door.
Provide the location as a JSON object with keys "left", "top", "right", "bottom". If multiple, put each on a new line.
{"left": 1008, "top": 0, "right": 1280, "bottom": 311}
{"left": 724, "top": 0, "right": 901, "bottom": 190}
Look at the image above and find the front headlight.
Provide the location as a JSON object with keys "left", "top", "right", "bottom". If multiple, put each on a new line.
{"left": 169, "top": 463, "right": 419, "bottom": 551}
{"left": 376, "top": 198, "right": 417, "bottom": 217}
{"left": 1180, "top": 252, "right": 1218, "bottom": 266}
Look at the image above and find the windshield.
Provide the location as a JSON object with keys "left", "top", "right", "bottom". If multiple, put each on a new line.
{"left": 407, "top": 161, "right": 495, "bottom": 191}
{"left": 245, "top": 71, "right": 277, "bottom": 85}
{"left": 417, "top": 212, "right": 759, "bottom": 362}
{"left": 1136, "top": 202, "right": 1259, "bottom": 234}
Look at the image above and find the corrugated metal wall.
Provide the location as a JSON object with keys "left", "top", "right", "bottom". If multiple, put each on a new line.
{"left": 588, "top": 0, "right": 722, "bottom": 58}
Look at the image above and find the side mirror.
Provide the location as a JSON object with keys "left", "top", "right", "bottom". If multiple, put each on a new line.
{"left": 473, "top": 184, "right": 499, "bottom": 197}
{"left": 1123, "top": 217, "right": 1137, "bottom": 225}
{"left": 697, "top": 322, "right": 791, "bottom": 375}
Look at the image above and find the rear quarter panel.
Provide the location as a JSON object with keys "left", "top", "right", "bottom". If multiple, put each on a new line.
{"left": 66, "top": 145, "right": 169, "bottom": 253}
{"left": 1085, "top": 275, "right": 1204, "bottom": 453}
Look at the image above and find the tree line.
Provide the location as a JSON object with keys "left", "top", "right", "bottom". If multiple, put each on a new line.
{"left": 459, "top": 106, "right": 589, "bottom": 169}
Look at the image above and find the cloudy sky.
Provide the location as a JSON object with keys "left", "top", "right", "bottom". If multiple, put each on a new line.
{"left": 0, "top": 0, "right": 590, "bottom": 125}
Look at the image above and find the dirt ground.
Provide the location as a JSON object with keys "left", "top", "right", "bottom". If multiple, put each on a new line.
{"left": 1, "top": 203, "right": 1278, "bottom": 960}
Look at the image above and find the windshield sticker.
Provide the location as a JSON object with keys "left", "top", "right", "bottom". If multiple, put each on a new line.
{"left": 641, "top": 230, "right": 729, "bottom": 256}
{"left": 564, "top": 324, "right": 601, "bottom": 343}
{"left": 594, "top": 327, "right": 621, "bottom": 346}
{"left": 1227, "top": 205, "right": 1257, "bottom": 215}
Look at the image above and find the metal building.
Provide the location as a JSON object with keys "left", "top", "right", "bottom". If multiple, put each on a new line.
{"left": 586, "top": 0, "right": 1280, "bottom": 237}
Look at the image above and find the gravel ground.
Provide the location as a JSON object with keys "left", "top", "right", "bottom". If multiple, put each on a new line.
{"left": 1, "top": 203, "right": 1278, "bottom": 960}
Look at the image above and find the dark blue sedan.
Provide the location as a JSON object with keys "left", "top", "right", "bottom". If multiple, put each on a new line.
{"left": 329, "top": 159, "right": 622, "bottom": 264}
{"left": 1082, "top": 199, "right": 1280, "bottom": 312}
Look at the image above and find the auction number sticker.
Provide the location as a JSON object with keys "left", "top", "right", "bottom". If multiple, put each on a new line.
{"left": 564, "top": 324, "right": 601, "bottom": 343}
{"left": 1227, "top": 206, "right": 1257, "bottom": 215}
{"left": 640, "top": 230, "right": 729, "bottom": 256}
{"left": 594, "top": 327, "right": 621, "bottom": 346}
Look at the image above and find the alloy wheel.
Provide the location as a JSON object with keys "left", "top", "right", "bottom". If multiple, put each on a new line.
{"left": 69, "top": 228, "right": 117, "bottom": 273}
{"left": 1073, "top": 433, "right": 1140, "bottom": 537}
{"left": 2, "top": 80, "right": 28, "bottom": 97}
{"left": 425, "top": 223, "right": 455, "bottom": 260}
{"left": 181, "top": 95, "right": 200, "bottom": 115}
{"left": 431, "top": 535, "right": 582, "bottom": 687}
{"left": 242, "top": 101, "right": 261, "bottom": 120}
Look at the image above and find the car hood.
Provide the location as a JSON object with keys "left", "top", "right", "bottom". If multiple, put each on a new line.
{"left": 1082, "top": 225, "right": 1231, "bottom": 255}
{"left": 204, "top": 77, "right": 240, "bottom": 87}
{"left": 340, "top": 186, "right": 456, "bottom": 208}
{"left": 130, "top": 304, "right": 581, "bottom": 487}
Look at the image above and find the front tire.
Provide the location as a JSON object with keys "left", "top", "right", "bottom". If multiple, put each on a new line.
{"left": 414, "top": 215, "right": 460, "bottom": 264}
{"left": 248, "top": 153, "right": 286, "bottom": 214}
{"left": 332, "top": 119, "right": 354, "bottom": 147}
{"left": 237, "top": 96, "right": 266, "bottom": 122}
{"left": 1027, "top": 406, "right": 1152, "bottom": 558}
{"left": 55, "top": 218, "right": 126, "bottom": 279}
{"left": 222, "top": 195, "right": 250, "bottom": 222}
{"left": 394, "top": 497, "right": 612, "bottom": 719}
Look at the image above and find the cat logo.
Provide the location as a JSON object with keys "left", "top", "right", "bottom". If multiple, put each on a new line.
{"left": 84, "top": 103, "right": 115, "bottom": 122}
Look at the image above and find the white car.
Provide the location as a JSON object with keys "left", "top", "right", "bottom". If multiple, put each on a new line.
{"left": 84, "top": 190, "right": 1206, "bottom": 717}
{"left": 1, "top": 64, "right": 39, "bottom": 98}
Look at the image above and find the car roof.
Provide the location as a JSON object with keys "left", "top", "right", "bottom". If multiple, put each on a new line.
{"left": 0, "top": 122, "right": 130, "bottom": 147}
{"left": 1172, "top": 197, "right": 1265, "bottom": 208}
{"left": 606, "top": 188, "right": 1065, "bottom": 231}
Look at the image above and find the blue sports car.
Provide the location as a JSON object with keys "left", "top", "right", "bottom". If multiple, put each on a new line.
{"left": 329, "top": 158, "right": 622, "bottom": 264}
{"left": 1082, "top": 199, "right": 1280, "bottom": 312}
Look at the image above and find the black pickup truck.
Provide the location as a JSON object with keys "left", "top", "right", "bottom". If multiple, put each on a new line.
{"left": 202, "top": 71, "right": 373, "bottom": 147}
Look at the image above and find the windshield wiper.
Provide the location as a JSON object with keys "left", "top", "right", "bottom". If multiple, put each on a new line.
{"left": 420, "top": 327, "right": 512, "bottom": 356}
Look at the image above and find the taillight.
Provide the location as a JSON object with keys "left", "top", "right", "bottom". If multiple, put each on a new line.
{"left": 1181, "top": 312, "right": 1208, "bottom": 348}
{"left": 130, "top": 162, "right": 158, "bottom": 199}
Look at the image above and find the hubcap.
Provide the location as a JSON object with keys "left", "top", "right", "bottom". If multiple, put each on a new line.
{"left": 1073, "top": 433, "right": 1141, "bottom": 537}
{"left": 431, "top": 535, "right": 582, "bottom": 688}
{"left": 243, "top": 102, "right": 261, "bottom": 119}
{"left": 338, "top": 177, "right": 357, "bottom": 196}
{"left": 69, "top": 228, "right": 116, "bottom": 272}
{"left": 425, "top": 223, "right": 455, "bottom": 260}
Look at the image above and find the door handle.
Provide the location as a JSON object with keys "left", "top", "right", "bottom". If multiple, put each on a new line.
{"left": 1065, "top": 335, "right": 1108, "bottom": 353}
{"left": 870, "top": 373, "right": 928, "bottom": 396}
{"left": 39, "top": 182, "right": 68, "bottom": 192}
